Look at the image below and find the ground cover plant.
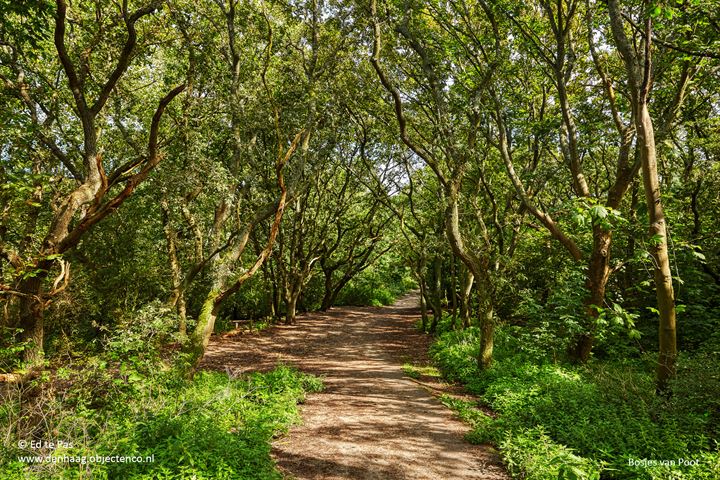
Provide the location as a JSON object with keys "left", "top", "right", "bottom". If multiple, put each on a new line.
{"left": 0, "top": 303, "right": 322, "bottom": 479}
{"left": 430, "top": 324, "right": 720, "bottom": 479}
{"left": 0, "top": 364, "right": 322, "bottom": 479}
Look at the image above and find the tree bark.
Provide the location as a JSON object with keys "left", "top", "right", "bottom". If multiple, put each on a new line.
{"left": 161, "top": 199, "right": 187, "bottom": 336}
{"left": 477, "top": 271, "right": 495, "bottom": 370}
{"left": 285, "top": 296, "right": 297, "bottom": 325}
{"left": 607, "top": 0, "right": 676, "bottom": 390}
{"left": 284, "top": 283, "right": 301, "bottom": 325}
{"left": 571, "top": 226, "right": 613, "bottom": 362}
{"left": 639, "top": 102, "right": 677, "bottom": 390}
{"left": 429, "top": 254, "right": 443, "bottom": 333}
{"left": 189, "top": 289, "right": 221, "bottom": 359}
{"left": 444, "top": 189, "right": 495, "bottom": 370}
{"left": 417, "top": 262, "right": 429, "bottom": 331}
{"left": 16, "top": 274, "right": 46, "bottom": 364}
{"left": 460, "top": 266, "right": 474, "bottom": 329}
{"left": 320, "top": 268, "right": 336, "bottom": 311}
{"left": 450, "top": 255, "right": 458, "bottom": 328}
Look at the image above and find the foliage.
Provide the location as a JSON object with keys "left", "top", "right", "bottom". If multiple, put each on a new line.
{"left": 437, "top": 394, "right": 496, "bottom": 445}
{"left": 1, "top": 300, "right": 322, "bottom": 479}
{"left": 335, "top": 261, "right": 415, "bottom": 307}
{"left": 500, "top": 428, "right": 601, "bottom": 480}
{"left": 0, "top": 363, "right": 321, "bottom": 479}
{"left": 429, "top": 326, "right": 720, "bottom": 479}
{"left": 0, "top": 328, "right": 26, "bottom": 373}
{"left": 402, "top": 363, "right": 441, "bottom": 380}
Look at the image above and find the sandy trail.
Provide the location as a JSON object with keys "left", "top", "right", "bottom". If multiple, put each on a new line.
{"left": 200, "top": 293, "right": 508, "bottom": 480}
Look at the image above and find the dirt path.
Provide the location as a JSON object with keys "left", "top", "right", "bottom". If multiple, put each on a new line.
{"left": 200, "top": 293, "right": 508, "bottom": 480}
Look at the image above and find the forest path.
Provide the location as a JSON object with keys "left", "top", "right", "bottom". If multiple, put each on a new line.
{"left": 200, "top": 293, "right": 508, "bottom": 480}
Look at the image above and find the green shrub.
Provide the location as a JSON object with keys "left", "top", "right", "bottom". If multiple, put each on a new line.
{"left": 429, "top": 327, "right": 480, "bottom": 383}
{"left": 429, "top": 326, "right": 720, "bottom": 479}
{"left": 0, "top": 327, "right": 26, "bottom": 373}
{"left": 336, "top": 276, "right": 396, "bottom": 306}
{"left": 335, "top": 262, "right": 415, "bottom": 307}
{"left": 501, "top": 427, "right": 601, "bottom": 480}
{"left": 1, "top": 362, "right": 322, "bottom": 479}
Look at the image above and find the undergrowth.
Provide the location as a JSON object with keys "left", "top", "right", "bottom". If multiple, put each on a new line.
{"left": 429, "top": 326, "right": 720, "bottom": 479}
{"left": 0, "top": 302, "right": 322, "bottom": 479}
{"left": 402, "top": 363, "right": 441, "bottom": 379}
{"left": 335, "top": 263, "right": 416, "bottom": 307}
{"left": 0, "top": 365, "right": 321, "bottom": 479}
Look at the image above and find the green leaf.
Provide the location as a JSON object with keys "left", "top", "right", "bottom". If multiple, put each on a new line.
{"left": 692, "top": 250, "right": 706, "bottom": 262}
{"left": 590, "top": 205, "right": 608, "bottom": 219}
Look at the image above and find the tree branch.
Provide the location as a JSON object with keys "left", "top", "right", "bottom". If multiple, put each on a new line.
{"left": 90, "top": 1, "right": 164, "bottom": 115}
{"left": 58, "top": 83, "right": 185, "bottom": 252}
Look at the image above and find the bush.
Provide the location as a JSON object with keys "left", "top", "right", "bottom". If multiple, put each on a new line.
{"left": 429, "top": 326, "right": 720, "bottom": 479}
{"left": 0, "top": 358, "right": 322, "bottom": 480}
{"left": 335, "top": 263, "right": 414, "bottom": 307}
{"left": 501, "top": 427, "right": 601, "bottom": 480}
{"left": 0, "top": 327, "right": 26, "bottom": 373}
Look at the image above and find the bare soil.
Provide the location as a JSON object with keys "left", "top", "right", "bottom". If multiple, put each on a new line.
{"left": 200, "top": 293, "right": 509, "bottom": 480}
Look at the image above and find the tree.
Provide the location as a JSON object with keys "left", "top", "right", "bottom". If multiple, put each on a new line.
{"left": 1, "top": 0, "right": 184, "bottom": 365}
{"left": 369, "top": 0, "right": 514, "bottom": 368}
{"left": 606, "top": 0, "right": 674, "bottom": 389}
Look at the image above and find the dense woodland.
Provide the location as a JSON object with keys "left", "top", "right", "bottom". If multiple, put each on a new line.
{"left": 1, "top": 0, "right": 719, "bottom": 478}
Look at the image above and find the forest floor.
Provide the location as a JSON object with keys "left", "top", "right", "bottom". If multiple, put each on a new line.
{"left": 199, "top": 293, "right": 509, "bottom": 480}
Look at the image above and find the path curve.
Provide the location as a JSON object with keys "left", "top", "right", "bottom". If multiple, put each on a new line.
{"left": 200, "top": 293, "right": 508, "bottom": 480}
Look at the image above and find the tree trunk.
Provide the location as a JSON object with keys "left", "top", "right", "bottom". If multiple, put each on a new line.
{"left": 450, "top": 255, "right": 457, "bottom": 329}
{"left": 269, "top": 261, "right": 281, "bottom": 321}
{"left": 272, "top": 283, "right": 281, "bottom": 321}
{"left": 429, "top": 254, "right": 443, "bottom": 333}
{"left": 177, "top": 296, "right": 187, "bottom": 332}
{"left": 637, "top": 102, "right": 677, "bottom": 390}
{"left": 189, "top": 289, "right": 221, "bottom": 360}
{"left": 326, "top": 287, "right": 342, "bottom": 311}
{"left": 326, "top": 279, "right": 351, "bottom": 311}
{"left": 320, "top": 268, "right": 335, "bottom": 311}
{"left": 624, "top": 181, "right": 640, "bottom": 293}
{"left": 418, "top": 273, "right": 429, "bottom": 331}
{"left": 444, "top": 190, "right": 495, "bottom": 369}
{"left": 320, "top": 268, "right": 353, "bottom": 312}
{"left": 285, "top": 288, "right": 300, "bottom": 325}
{"left": 571, "top": 226, "right": 612, "bottom": 362}
{"left": 161, "top": 199, "right": 187, "bottom": 336}
{"left": 477, "top": 275, "right": 495, "bottom": 370}
{"left": 17, "top": 274, "right": 46, "bottom": 365}
{"left": 283, "top": 275, "right": 303, "bottom": 325}
{"left": 606, "top": 0, "right": 677, "bottom": 390}
{"left": 460, "top": 266, "right": 474, "bottom": 329}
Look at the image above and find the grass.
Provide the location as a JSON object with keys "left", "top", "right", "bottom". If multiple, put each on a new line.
{"left": 402, "top": 363, "right": 441, "bottom": 379}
